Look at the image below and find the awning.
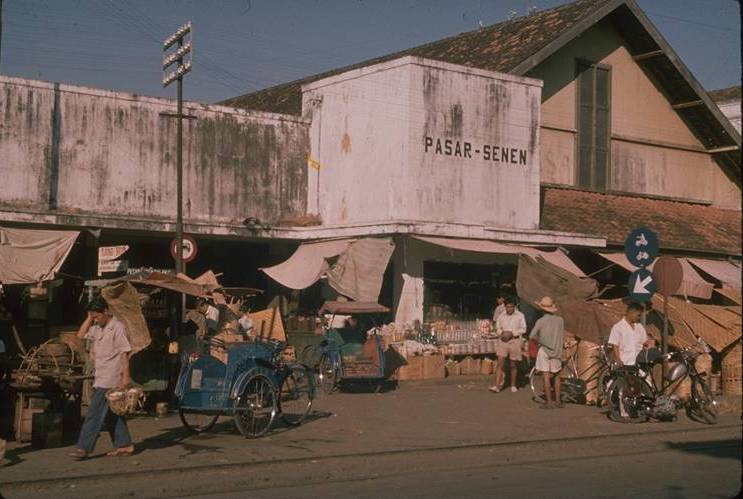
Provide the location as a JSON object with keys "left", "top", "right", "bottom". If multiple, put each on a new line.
{"left": 687, "top": 258, "right": 741, "bottom": 290}
{"left": 0, "top": 227, "right": 79, "bottom": 284}
{"left": 260, "top": 239, "right": 353, "bottom": 290}
{"left": 656, "top": 296, "right": 742, "bottom": 352}
{"left": 598, "top": 252, "right": 714, "bottom": 300}
{"left": 413, "top": 236, "right": 586, "bottom": 277}
{"left": 326, "top": 238, "right": 395, "bottom": 302}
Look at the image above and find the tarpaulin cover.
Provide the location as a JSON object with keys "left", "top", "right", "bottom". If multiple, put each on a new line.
{"left": 327, "top": 238, "right": 395, "bottom": 302}
{"left": 413, "top": 236, "right": 586, "bottom": 277}
{"left": 598, "top": 252, "right": 714, "bottom": 299}
{"left": 320, "top": 301, "right": 390, "bottom": 315}
{"left": 261, "top": 239, "right": 353, "bottom": 290}
{"left": 516, "top": 254, "right": 598, "bottom": 305}
{"left": 687, "top": 258, "right": 741, "bottom": 290}
{"left": 0, "top": 227, "right": 79, "bottom": 284}
{"left": 101, "top": 282, "right": 151, "bottom": 355}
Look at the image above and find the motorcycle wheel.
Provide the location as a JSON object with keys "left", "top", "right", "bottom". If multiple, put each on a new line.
{"left": 689, "top": 377, "right": 718, "bottom": 425}
{"left": 596, "top": 369, "right": 613, "bottom": 408}
{"left": 607, "top": 376, "right": 651, "bottom": 423}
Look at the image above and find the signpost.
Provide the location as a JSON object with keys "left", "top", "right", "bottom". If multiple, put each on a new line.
{"left": 624, "top": 227, "right": 659, "bottom": 268}
{"left": 170, "top": 235, "right": 198, "bottom": 264}
{"left": 653, "top": 255, "right": 683, "bottom": 386}
{"left": 627, "top": 268, "right": 657, "bottom": 302}
{"left": 97, "top": 245, "right": 130, "bottom": 276}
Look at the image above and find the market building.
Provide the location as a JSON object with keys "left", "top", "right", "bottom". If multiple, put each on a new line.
{"left": 1, "top": 0, "right": 740, "bottom": 354}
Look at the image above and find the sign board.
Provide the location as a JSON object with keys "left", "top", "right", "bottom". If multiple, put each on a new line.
{"left": 170, "top": 235, "right": 198, "bottom": 263}
{"left": 98, "top": 259, "right": 129, "bottom": 275}
{"left": 249, "top": 307, "right": 286, "bottom": 342}
{"left": 98, "top": 245, "right": 129, "bottom": 261}
{"left": 653, "top": 256, "right": 683, "bottom": 296}
{"left": 624, "top": 227, "right": 659, "bottom": 268}
{"left": 628, "top": 268, "right": 657, "bottom": 302}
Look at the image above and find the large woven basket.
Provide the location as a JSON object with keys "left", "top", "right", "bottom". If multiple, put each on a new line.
{"left": 721, "top": 341, "right": 742, "bottom": 396}
{"left": 575, "top": 340, "right": 601, "bottom": 404}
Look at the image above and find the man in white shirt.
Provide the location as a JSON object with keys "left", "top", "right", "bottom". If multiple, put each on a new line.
{"left": 490, "top": 298, "right": 527, "bottom": 393}
{"left": 608, "top": 302, "right": 656, "bottom": 367}
{"left": 492, "top": 295, "right": 506, "bottom": 322}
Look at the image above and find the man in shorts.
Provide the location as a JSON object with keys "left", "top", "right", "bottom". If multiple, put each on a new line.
{"left": 490, "top": 297, "right": 526, "bottom": 393}
{"left": 530, "top": 296, "right": 565, "bottom": 409}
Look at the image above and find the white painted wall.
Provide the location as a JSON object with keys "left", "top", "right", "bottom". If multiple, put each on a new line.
{"left": 302, "top": 56, "right": 542, "bottom": 230}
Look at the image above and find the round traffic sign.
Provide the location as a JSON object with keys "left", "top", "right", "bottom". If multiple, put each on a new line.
{"left": 170, "top": 235, "right": 198, "bottom": 263}
{"left": 624, "top": 227, "right": 659, "bottom": 268}
{"left": 628, "top": 268, "right": 657, "bottom": 303}
{"left": 653, "top": 256, "right": 683, "bottom": 296}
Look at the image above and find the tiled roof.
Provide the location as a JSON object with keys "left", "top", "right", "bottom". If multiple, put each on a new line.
{"left": 541, "top": 186, "right": 742, "bottom": 256}
{"left": 220, "top": 0, "right": 611, "bottom": 114}
{"left": 709, "top": 86, "right": 741, "bottom": 103}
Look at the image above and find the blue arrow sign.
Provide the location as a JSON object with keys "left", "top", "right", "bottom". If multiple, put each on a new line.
{"left": 628, "top": 268, "right": 657, "bottom": 302}
{"left": 624, "top": 227, "right": 659, "bottom": 268}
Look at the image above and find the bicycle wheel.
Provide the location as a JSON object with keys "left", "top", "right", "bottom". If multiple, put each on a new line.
{"left": 233, "top": 374, "right": 278, "bottom": 438}
{"left": 318, "top": 354, "right": 339, "bottom": 395}
{"left": 280, "top": 365, "right": 315, "bottom": 426}
{"left": 529, "top": 367, "right": 546, "bottom": 403}
{"left": 179, "top": 409, "right": 219, "bottom": 434}
{"left": 689, "top": 377, "right": 718, "bottom": 425}
{"left": 301, "top": 344, "right": 322, "bottom": 368}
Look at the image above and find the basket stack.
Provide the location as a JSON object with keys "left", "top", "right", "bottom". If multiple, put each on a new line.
{"left": 575, "top": 340, "right": 601, "bottom": 404}
{"left": 721, "top": 341, "right": 742, "bottom": 396}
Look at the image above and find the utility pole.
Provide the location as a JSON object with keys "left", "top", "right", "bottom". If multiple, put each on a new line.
{"left": 162, "top": 22, "right": 192, "bottom": 276}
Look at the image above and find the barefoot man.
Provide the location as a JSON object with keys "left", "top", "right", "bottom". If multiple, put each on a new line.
{"left": 529, "top": 297, "right": 565, "bottom": 409}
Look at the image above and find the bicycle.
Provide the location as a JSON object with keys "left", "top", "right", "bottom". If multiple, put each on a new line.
{"left": 529, "top": 341, "right": 613, "bottom": 406}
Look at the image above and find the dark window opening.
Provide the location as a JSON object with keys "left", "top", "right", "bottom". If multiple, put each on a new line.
{"left": 576, "top": 61, "right": 611, "bottom": 191}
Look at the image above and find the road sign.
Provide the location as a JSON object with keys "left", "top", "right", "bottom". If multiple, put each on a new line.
{"left": 98, "top": 259, "right": 128, "bottom": 276}
{"left": 170, "top": 235, "right": 198, "bottom": 263}
{"left": 654, "top": 256, "right": 683, "bottom": 296}
{"left": 98, "top": 245, "right": 129, "bottom": 261}
{"left": 628, "top": 268, "right": 657, "bottom": 302}
{"left": 624, "top": 227, "right": 659, "bottom": 268}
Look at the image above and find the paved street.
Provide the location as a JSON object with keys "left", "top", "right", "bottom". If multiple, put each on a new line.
{"left": 1, "top": 375, "right": 740, "bottom": 498}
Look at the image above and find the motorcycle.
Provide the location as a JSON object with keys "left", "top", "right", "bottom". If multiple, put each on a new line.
{"left": 606, "top": 337, "right": 718, "bottom": 424}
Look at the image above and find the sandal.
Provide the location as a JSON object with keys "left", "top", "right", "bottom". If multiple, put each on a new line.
{"left": 68, "top": 448, "right": 88, "bottom": 460}
{"left": 106, "top": 446, "right": 135, "bottom": 457}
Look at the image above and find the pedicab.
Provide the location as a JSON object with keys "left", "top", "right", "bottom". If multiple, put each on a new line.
{"left": 306, "top": 301, "right": 390, "bottom": 394}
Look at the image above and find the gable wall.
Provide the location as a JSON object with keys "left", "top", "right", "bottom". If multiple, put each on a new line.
{"left": 529, "top": 20, "right": 740, "bottom": 209}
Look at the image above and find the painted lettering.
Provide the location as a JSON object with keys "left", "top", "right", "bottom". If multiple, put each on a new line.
{"left": 444, "top": 139, "right": 452, "bottom": 156}
{"left": 519, "top": 150, "right": 527, "bottom": 165}
{"left": 501, "top": 147, "right": 509, "bottom": 163}
{"left": 493, "top": 146, "right": 500, "bottom": 162}
{"left": 425, "top": 136, "right": 433, "bottom": 152}
{"left": 510, "top": 149, "right": 517, "bottom": 164}
{"left": 435, "top": 139, "right": 443, "bottom": 154}
{"left": 483, "top": 145, "right": 490, "bottom": 160}
{"left": 464, "top": 142, "right": 472, "bottom": 158}
{"left": 454, "top": 142, "right": 462, "bottom": 157}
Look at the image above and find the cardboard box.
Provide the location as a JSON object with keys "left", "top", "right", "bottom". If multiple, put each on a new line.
{"left": 423, "top": 354, "right": 446, "bottom": 379}
{"left": 395, "top": 355, "right": 424, "bottom": 381}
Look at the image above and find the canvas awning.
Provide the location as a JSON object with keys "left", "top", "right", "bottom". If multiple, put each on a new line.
{"left": 260, "top": 239, "right": 354, "bottom": 290}
{"left": 412, "top": 235, "right": 586, "bottom": 277}
{"left": 687, "top": 258, "right": 741, "bottom": 290}
{"left": 326, "top": 238, "right": 395, "bottom": 302}
{"left": 0, "top": 227, "right": 79, "bottom": 284}
{"left": 598, "top": 252, "right": 714, "bottom": 300}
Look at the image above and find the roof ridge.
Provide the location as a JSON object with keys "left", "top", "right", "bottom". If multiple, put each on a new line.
{"left": 219, "top": 0, "right": 611, "bottom": 107}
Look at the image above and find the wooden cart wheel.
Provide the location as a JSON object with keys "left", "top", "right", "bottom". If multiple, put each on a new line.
{"left": 280, "top": 365, "right": 314, "bottom": 426}
{"left": 233, "top": 374, "right": 277, "bottom": 438}
{"left": 179, "top": 409, "right": 219, "bottom": 433}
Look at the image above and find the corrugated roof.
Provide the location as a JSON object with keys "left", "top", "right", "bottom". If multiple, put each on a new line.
{"left": 541, "top": 186, "right": 742, "bottom": 256}
{"left": 219, "top": 0, "right": 612, "bottom": 115}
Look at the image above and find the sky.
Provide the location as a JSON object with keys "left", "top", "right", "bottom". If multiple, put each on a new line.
{"left": 1, "top": 0, "right": 740, "bottom": 104}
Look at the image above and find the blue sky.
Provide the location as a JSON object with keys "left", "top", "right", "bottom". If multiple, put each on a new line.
{"left": 1, "top": 0, "right": 740, "bottom": 103}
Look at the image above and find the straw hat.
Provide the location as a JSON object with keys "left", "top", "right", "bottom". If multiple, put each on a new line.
{"left": 534, "top": 296, "right": 558, "bottom": 313}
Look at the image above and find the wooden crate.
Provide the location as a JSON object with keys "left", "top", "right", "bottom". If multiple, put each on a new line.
{"left": 395, "top": 356, "right": 424, "bottom": 381}
{"left": 422, "top": 354, "right": 445, "bottom": 379}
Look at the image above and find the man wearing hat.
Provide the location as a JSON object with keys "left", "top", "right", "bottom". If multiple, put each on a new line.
{"left": 530, "top": 296, "right": 565, "bottom": 409}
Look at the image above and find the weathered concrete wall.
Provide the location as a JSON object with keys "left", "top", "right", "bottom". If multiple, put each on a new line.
{"left": 0, "top": 76, "right": 309, "bottom": 228}
{"left": 303, "top": 57, "right": 542, "bottom": 229}
{"left": 529, "top": 21, "right": 741, "bottom": 209}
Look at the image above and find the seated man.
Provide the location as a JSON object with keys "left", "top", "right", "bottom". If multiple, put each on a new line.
{"left": 490, "top": 297, "right": 527, "bottom": 393}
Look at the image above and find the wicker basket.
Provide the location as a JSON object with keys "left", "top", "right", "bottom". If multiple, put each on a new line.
{"left": 575, "top": 340, "right": 601, "bottom": 404}
{"left": 721, "top": 341, "right": 742, "bottom": 396}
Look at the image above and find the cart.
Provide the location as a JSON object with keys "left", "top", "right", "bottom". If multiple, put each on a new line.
{"left": 310, "top": 301, "right": 390, "bottom": 394}
{"left": 174, "top": 338, "right": 315, "bottom": 438}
